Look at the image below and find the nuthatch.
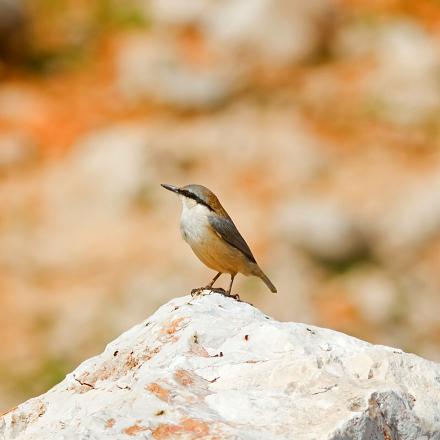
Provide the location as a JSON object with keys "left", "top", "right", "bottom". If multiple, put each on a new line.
{"left": 161, "top": 183, "right": 277, "bottom": 297}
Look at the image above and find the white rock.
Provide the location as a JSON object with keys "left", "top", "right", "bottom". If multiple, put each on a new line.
{"left": 344, "top": 266, "right": 399, "bottom": 325}
{"left": 372, "top": 22, "right": 440, "bottom": 124}
{"left": 277, "top": 197, "right": 366, "bottom": 263}
{"left": 10, "top": 124, "right": 153, "bottom": 270}
{"left": 116, "top": 34, "right": 239, "bottom": 110}
{"left": 378, "top": 171, "right": 440, "bottom": 255}
{"left": 117, "top": 0, "right": 336, "bottom": 108}
{"left": 145, "top": 107, "right": 326, "bottom": 183}
{"left": 338, "top": 20, "right": 440, "bottom": 125}
{"left": 1, "top": 293, "right": 439, "bottom": 439}
{"left": 148, "top": 0, "right": 334, "bottom": 66}
{"left": 45, "top": 124, "right": 151, "bottom": 221}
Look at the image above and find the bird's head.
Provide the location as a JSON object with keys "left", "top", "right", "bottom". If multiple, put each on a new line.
{"left": 161, "top": 183, "right": 224, "bottom": 214}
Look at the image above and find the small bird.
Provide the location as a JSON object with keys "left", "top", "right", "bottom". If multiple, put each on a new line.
{"left": 161, "top": 183, "right": 277, "bottom": 297}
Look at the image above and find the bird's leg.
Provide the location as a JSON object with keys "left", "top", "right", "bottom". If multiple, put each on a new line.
{"left": 225, "top": 274, "right": 240, "bottom": 301}
{"left": 227, "top": 274, "right": 235, "bottom": 294}
{"left": 204, "top": 272, "right": 226, "bottom": 294}
{"left": 191, "top": 272, "right": 224, "bottom": 296}
{"left": 207, "top": 272, "right": 222, "bottom": 289}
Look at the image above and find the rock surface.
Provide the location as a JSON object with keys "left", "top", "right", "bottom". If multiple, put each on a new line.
{"left": 116, "top": 34, "right": 240, "bottom": 110}
{"left": 336, "top": 19, "right": 440, "bottom": 125}
{"left": 116, "top": 0, "right": 336, "bottom": 109}
{"left": 147, "top": 0, "right": 335, "bottom": 66}
{"left": 276, "top": 197, "right": 366, "bottom": 264}
{"left": 1, "top": 293, "right": 440, "bottom": 440}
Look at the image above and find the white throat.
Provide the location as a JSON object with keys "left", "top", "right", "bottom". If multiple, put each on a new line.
{"left": 179, "top": 197, "right": 211, "bottom": 244}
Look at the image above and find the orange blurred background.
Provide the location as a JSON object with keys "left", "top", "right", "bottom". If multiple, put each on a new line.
{"left": 1, "top": 0, "right": 440, "bottom": 411}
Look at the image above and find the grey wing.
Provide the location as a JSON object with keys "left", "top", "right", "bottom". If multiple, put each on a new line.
{"left": 208, "top": 215, "right": 257, "bottom": 263}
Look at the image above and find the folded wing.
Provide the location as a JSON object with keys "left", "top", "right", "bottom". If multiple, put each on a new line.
{"left": 208, "top": 215, "right": 257, "bottom": 263}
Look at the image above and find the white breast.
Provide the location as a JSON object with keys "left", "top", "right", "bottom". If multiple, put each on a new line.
{"left": 179, "top": 201, "right": 211, "bottom": 245}
{"left": 178, "top": 197, "right": 252, "bottom": 274}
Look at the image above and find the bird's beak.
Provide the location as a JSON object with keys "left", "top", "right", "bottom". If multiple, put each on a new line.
{"left": 161, "top": 183, "right": 181, "bottom": 194}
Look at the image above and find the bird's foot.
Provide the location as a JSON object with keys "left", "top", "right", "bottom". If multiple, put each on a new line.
{"left": 190, "top": 286, "right": 241, "bottom": 301}
{"left": 209, "top": 287, "right": 227, "bottom": 294}
{"left": 226, "top": 292, "right": 241, "bottom": 301}
{"left": 190, "top": 287, "right": 204, "bottom": 297}
{"left": 190, "top": 286, "right": 226, "bottom": 297}
{"left": 212, "top": 290, "right": 241, "bottom": 301}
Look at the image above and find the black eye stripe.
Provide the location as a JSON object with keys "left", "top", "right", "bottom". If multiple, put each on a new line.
{"left": 180, "top": 189, "right": 214, "bottom": 211}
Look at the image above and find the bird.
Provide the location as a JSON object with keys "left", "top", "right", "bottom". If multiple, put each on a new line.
{"left": 161, "top": 183, "right": 277, "bottom": 297}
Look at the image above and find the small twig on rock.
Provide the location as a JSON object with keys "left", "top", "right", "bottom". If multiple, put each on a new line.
{"left": 311, "top": 384, "right": 337, "bottom": 395}
{"left": 73, "top": 375, "right": 95, "bottom": 389}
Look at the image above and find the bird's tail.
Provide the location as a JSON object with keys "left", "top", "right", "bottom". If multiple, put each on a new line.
{"left": 256, "top": 268, "right": 277, "bottom": 293}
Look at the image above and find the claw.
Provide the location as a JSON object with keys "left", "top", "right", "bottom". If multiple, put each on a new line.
{"left": 190, "top": 286, "right": 240, "bottom": 301}
{"left": 209, "top": 287, "right": 226, "bottom": 294}
{"left": 190, "top": 287, "right": 204, "bottom": 297}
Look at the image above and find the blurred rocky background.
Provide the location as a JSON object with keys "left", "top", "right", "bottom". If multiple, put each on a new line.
{"left": 1, "top": 0, "right": 440, "bottom": 412}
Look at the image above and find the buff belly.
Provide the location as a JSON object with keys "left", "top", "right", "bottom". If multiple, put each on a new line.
{"left": 180, "top": 204, "right": 254, "bottom": 275}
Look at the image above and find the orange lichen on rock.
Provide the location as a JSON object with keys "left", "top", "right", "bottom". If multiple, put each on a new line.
{"left": 152, "top": 418, "right": 210, "bottom": 439}
{"left": 174, "top": 369, "right": 193, "bottom": 387}
{"left": 125, "top": 352, "right": 139, "bottom": 369}
{"left": 76, "top": 367, "right": 111, "bottom": 388}
{"left": 123, "top": 424, "right": 149, "bottom": 436}
{"left": 146, "top": 383, "right": 171, "bottom": 402}
{"left": 161, "top": 318, "right": 186, "bottom": 336}
{"left": 143, "top": 346, "right": 161, "bottom": 362}
{"left": 105, "top": 418, "right": 115, "bottom": 428}
{"left": 181, "top": 418, "right": 210, "bottom": 436}
{"left": 152, "top": 423, "right": 181, "bottom": 439}
{"left": 71, "top": 352, "right": 144, "bottom": 394}
{"left": 190, "top": 344, "right": 210, "bottom": 357}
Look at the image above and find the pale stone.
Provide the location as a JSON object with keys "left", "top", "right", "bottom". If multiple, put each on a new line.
{"left": 116, "top": 34, "right": 239, "bottom": 110}
{"left": 344, "top": 266, "right": 399, "bottom": 324}
{"left": 1, "top": 293, "right": 439, "bottom": 439}
{"left": 117, "top": 0, "right": 336, "bottom": 109}
{"left": 378, "top": 171, "right": 440, "bottom": 255}
{"left": 337, "top": 20, "right": 440, "bottom": 125}
{"left": 277, "top": 197, "right": 366, "bottom": 263}
{"left": 148, "top": 0, "right": 334, "bottom": 65}
{"left": 370, "top": 21, "right": 440, "bottom": 125}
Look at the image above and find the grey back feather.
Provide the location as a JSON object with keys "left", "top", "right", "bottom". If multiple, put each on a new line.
{"left": 208, "top": 215, "right": 257, "bottom": 263}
